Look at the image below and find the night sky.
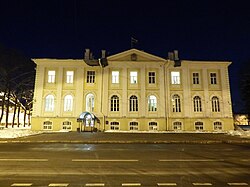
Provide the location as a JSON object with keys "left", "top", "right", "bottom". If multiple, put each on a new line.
{"left": 1, "top": 0, "right": 250, "bottom": 113}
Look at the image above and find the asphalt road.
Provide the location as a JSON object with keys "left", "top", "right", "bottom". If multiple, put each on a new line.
{"left": 0, "top": 143, "right": 249, "bottom": 187}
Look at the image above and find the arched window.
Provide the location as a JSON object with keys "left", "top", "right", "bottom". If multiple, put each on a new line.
{"left": 110, "top": 122, "right": 120, "bottom": 130}
{"left": 86, "top": 93, "right": 94, "bottom": 112}
{"left": 45, "top": 95, "right": 54, "bottom": 112}
{"left": 148, "top": 95, "right": 157, "bottom": 111}
{"left": 129, "top": 95, "right": 138, "bottom": 112}
{"left": 214, "top": 121, "right": 222, "bottom": 130}
{"left": 172, "top": 94, "right": 181, "bottom": 112}
{"left": 62, "top": 121, "right": 72, "bottom": 130}
{"left": 195, "top": 122, "right": 203, "bottom": 130}
{"left": 43, "top": 121, "right": 52, "bottom": 130}
{"left": 173, "top": 122, "right": 182, "bottom": 130}
{"left": 149, "top": 122, "right": 158, "bottom": 131}
{"left": 129, "top": 121, "right": 139, "bottom": 130}
{"left": 212, "top": 96, "right": 220, "bottom": 112}
{"left": 193, "top": 96, "right": 202, "bottom": 112}
{"left": 111, "top": 95, "right": 119, "bottom": 111}
{"left": 64, "top": 95, "right": 73, "bottom": 112}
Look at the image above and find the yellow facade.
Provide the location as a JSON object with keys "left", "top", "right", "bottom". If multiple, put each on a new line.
{"left": 31, "top": 49, "right": 234, "bottom": 132}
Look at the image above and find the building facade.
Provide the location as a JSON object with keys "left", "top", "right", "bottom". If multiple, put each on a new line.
{"left": 31, "top": 49, "right": 234, "bottom": 132}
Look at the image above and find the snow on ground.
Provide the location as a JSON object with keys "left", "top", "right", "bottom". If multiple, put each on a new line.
{"left": 0, "top": 126, "right": 250, "bottom": 139}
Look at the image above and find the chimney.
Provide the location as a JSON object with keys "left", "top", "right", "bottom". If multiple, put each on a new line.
{"left": 101, "top": 50, "right": 106, "bottom": 58}
{"left": 174, "top": 50, "right": 179, "bottom": 61}
{"left": 84, "top": 49, "right": 90, "bottom": 60}
{"left": 168, "top": 52, "right": 174, "bottom": 60}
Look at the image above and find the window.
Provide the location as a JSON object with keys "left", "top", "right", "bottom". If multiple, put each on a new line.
{"left": 129, "top": 121, "right": 138, "bottom": 131}
{"left": 112, "top": 71, "right": 119, "bottom": 83}
{"left": 86, "top": 93, "right": 94, "bottom": 112}
{"left": 193, "top": 96, "right": 202, "bottom": 112}
{"left": 64, "top": 95, "right": 73, "bottom": 112}
{"left": 148, "top": 95, "right": 157, "bottom": 111}
{"left": 212, "top": 96, "right": 220, "bottom": 112}
{"left": 214, "top": 121, "right": 222, "bottom": 130}
{"left": 110, "top": 122, "right": 120, "bottom": 130}
{"left": 130, "top": 71, "right": 138, "bottom": 84}
{"left": 172, "top": 94, "right": 181, "bottom": 112}
{"left": 195, "top": 122, "right": 203, "bottom": 130}
{"left": 43, "top": 121, "right": 52, "bottom": 130}
{"left": 210, "top": 73, "right": 217, "bottom": 84}
{"left": 62, "top": 121, "right": 72, "bottom": 130}
{"left": 66, "top": 71, "right": 74, "bottom": 84}
{"left": 173, "top": 122, "right": 182, "bottom": 130}
{"left": 171, "top": 71, "right": 180, "bottom": 84}
{"left": 87, "top": 71, "right": 95, "bottom": 83}
{"left": 48, "top": 70, "right": 55, "bottom": 83}
{"left": 192, "top": 73, "right": 200, "bottom": 84}
{"left": 111, "top": 95, "right": 119, "bottom": 111}
{"left": 148, "top": 72, "right": 156, "bottom": 84}
{"left": 45, "top": 95, "right": 54, "bottom": 112}
{"left": 129, "top": 95, "right": 138, "bottom": 112}
{"left": 149, "top": 122, "right": 158, "bottom": 131}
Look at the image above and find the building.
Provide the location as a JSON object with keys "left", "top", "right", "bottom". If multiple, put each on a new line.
{"left": 31, "top": 49, "right": 234, "bottom": 132}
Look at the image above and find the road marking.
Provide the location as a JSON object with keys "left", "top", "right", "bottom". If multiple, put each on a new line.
{"left": 159, "top": 159, "right": 223, "bottom": 162}
{"left": 240, "top": 159, "right": 250, "bottom": 162}
{"left": 228, "top": 183, "right": 248, "bottom": 186}
{"left": 48, "top": 184, "right": 69, "bottom": 187}
{"left": 72, "top": 159, "right": 138, "bottom": 162}
{"left": 85, "top": 183, "right": 105, "bottom": 186}
{"left": 122, "top": 183, "right": 141, "bottom": 186}
{"left": 11, "top": 184, "right": 32, "bottom": 187}
{"left": 192, "top": 183, "right": 212, "bottom": 186}
{"left": 157, "top": 183, "right": 177, "bottom": 186}
{"left": 0, "top": 158, "right": 48, "bottom": 162}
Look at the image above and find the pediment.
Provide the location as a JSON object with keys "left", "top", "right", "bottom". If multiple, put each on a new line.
{"left": 107, "top": 49, "right": 166, "bottom": 62}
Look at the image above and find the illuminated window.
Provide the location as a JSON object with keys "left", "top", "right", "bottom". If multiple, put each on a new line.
{"left": 66, "top": 71, "right": 74, "bottom": 83}
{"left": 112, "top": 71, "right": 119, "bottom": 83}
{"left": 195, "top": 122, "right": 203, "bottom": 130}
{"left": 214, "top": 121, "right": 222, "bottom": 130}
{"left": 172, "top": 94, "right": 181, "bottom": 112}
{"left": 193, "top": 96, "right": 202, "bottom": 112}
{"left": 111, "top": 95, "right": 119, "bottom": 111}
{"left": 130, "top": 71, "right": 138, "bottom": 84}
{"left": 129, "top": 95, "right": 138, "bottom": 112}
{"left": 87, "top": 71, "right": 95, "bottom": 83}
{"left": 86, "top": 93, "right": 94, "bottom": 112}
{"left": 149, "top": 122, "right": 158, "bottom": 131}
{"left": 43, "top": 121, "right": 52, "bottom": 130}
{"left": 64, "top": 95, "right": 73, "bottom": 112}
{"left": 192, "top": 72, "right": 200, "bottom": 84}
{"left": 212, "top": 96, "right": 220, "bottom": 112}
{"left": 48, "top": 70, "right": 55, "bottom": 83}
{"left": 45, "top": 95, "right": 54, "bottom": 112}
{"left": 171, "top": 71, "right": 180, "bottom": 84}
{"left": 148, "top": 95, "right": 157, "bottom": 111}
{"left": 62, "top": 121, "right": 72, "bottom": 130}
{"left": 148, "top": 72, "right": 156, "bottom": 84}
{"left": 129, "top": 121, "right": 138, "bottom": 131}
{"left": 210, "top": 73, "right": 217, "bottom": 84}
{"left": 173, "top": 122, "right": 182, "bottom": 130}
{"left": 110, "top": 122, "right": 120, "bottom": 130}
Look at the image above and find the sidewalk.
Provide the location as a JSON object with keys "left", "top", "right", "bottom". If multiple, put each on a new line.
{"left": 1, "top": 131, "right": 250, "bottom": 144}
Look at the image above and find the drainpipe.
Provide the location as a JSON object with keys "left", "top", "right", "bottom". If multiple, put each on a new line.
{"left": 98, "top": 58, "right": 105, "bottom": 131}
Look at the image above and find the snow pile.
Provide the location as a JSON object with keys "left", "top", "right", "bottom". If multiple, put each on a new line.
{"left": 0, "top": 128, "right": 43, "bottom": 139}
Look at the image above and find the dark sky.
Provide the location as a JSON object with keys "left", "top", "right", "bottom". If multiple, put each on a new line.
{"left": 1, "top": 0, "right": 250, "bottom": 113}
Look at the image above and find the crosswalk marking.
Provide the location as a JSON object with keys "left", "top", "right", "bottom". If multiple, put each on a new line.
{"left": 157, "top": 183, "right": 177, "bottom": 186}
{"left": 48, "top": 184, "right": 69, "bottom": 187}
{"left": 192, "top": 183, "right": 212, "bottom": 186}
{"left": 85, "top": 183, "right": 105, "bottom": 186}
{"left": 122, "top": 183, "right": 141, "bottom": 186}
{"left": 11, "top": 184, "right": 32, "bottom": 187}
{"left": 228, "top": 183, "right": 248, "bottom": 186}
